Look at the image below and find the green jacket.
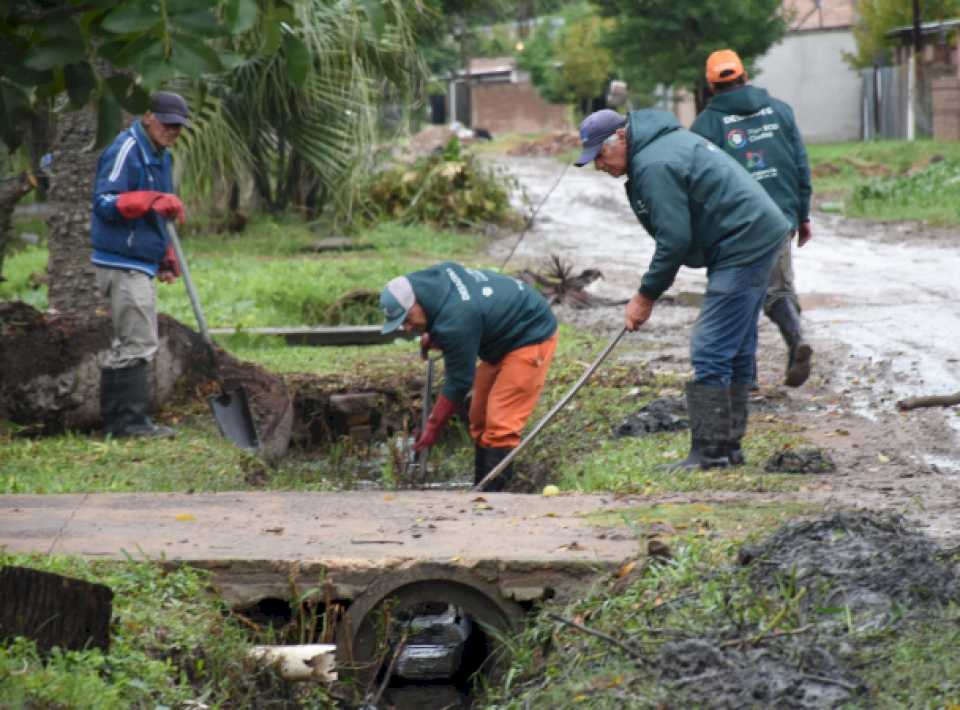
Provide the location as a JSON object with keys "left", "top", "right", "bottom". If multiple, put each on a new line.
{"left": 408, "top": 262, "right": 557, "bottom": 403}
{"left": 690, "top": 85, "right": 811, "bottom": 228}
{"left": 624, "top": 109, "right": 791, "bottom": 301}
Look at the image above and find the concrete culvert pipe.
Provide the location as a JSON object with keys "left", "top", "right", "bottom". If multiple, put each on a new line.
{"left": 335, "top": 566, "right": 523, "bottom": 699}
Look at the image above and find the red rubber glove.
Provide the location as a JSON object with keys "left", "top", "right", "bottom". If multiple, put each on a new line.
{"left": 158, "top": 243, "right": 180, "bottom": 282}
{"left": 152, "top": 194, "right": 185, "bottom": 225}
{"left": 116, "top": 191, "right": 164, "bottom": 219}
{"left": 413, "top": 393, "right": 456, "bottom": 452}
{"left": 797, "top": 220, "right": 812, "bottom": 247}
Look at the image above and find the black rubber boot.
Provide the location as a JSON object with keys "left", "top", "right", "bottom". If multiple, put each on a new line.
{"left": 727, "top": 381, "right": 751, "bottom": 466}
{"left": 664, "top": 382, "right": 730, "bottom": 471}
{"left": 474, "top": 445, "right": 515, "bottom": 492}
{"left": 768, "top": 298, "right": 812, "bottom": 387}
{"left": 100, "top": 361, "right": 175, "bottom": 439}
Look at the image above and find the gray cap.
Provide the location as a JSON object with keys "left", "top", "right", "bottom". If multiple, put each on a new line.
{"left": 150, "top": 91, "right": 190, "bottom": 126}
{"left": 574, "top": 109, "right": 626, "bottom": 166}
{"left": 380, "top": 276, "right": 415, "bottom": 334}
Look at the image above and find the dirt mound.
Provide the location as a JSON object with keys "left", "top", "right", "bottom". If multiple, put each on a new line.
{"left": 507, "top": 132, "right": 581, "bottom": 157}
{"left": 650, "top": 512, "right": 957, "bottom": 708}
{"left": 613, "top": 397, "right": 688, "bottom": 437}
{"left": 764, "top": 447, "right": 837, "bottom": 474}
{"left": 409, "top": 125, "right": 458, "bottom": 157}
{"left": 740, "top": 512, "right": 957, "bottom": 622}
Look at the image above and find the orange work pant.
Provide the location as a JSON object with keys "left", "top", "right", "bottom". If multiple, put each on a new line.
{"left": 469, "top": 331, "right": 558, "bottom": 449}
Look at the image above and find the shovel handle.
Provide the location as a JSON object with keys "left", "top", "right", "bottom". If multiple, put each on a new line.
{"left": 472, "top": 327, "right": 628, "bottom": 492}
{"left": 165, "top": 221, "right": 212, "bottom": 346}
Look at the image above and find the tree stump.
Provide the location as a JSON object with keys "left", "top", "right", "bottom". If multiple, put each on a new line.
{"left": 0, "top": 566, "right": 113, "bottom": 653}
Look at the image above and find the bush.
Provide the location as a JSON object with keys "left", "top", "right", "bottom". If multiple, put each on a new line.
{"left": 359, "top": 137, "right": 518, "bottom": 229}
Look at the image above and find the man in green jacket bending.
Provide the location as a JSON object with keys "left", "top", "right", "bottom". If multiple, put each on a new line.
{"left": 380, "top": 262, "right": 558, "bottom": 490}
{"left": 575, "top": 108, "right": 790, "bottom": 469}
{"left": 691, "top": 49, "right": 813, "bottom": 389}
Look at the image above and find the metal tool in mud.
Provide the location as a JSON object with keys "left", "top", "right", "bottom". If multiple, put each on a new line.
{"left": 473, "top": 327, "right": 628, "bottom": 492}
{"left": 414, "top": 354, "right": 436, "bottom": 482}
{"left": 165, "top": 221, "right": 260, "bottom": 451}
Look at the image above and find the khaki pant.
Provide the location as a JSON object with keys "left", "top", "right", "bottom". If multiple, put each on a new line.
{"left": 96, "top": 267, "right": 158, "bottom": 369}
{"left": 469, "top": 332, "right": 559, "bottom": 448}
{"left": 763, "top": 235, "right": 800, "bottom": 316}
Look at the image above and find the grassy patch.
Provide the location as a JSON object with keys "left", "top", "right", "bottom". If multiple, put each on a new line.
{"left": 808, "top": 139, "right": 960, "bottom": 224}
{"left": 0, "top": 552, "right": 333, "bottom": 708}
{"left": 587, "top": 501, "right": 821, "bottom": 542}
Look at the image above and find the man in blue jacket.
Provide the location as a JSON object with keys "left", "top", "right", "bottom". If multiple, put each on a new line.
{"left": 380, "top": 262, "right": 558, "bottom": 490}
{"left": 691, "top": 49, "right": 814, "bottom": 390}
{"left": 90, "top": 91, "right": 189, "bottom": 438}
{"left": 575, "top": 108, "right": 790, "bottom": 469}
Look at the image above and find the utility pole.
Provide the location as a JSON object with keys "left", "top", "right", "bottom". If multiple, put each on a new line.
{"left": 908, "top": 0, "right": 923, "bottom": 139}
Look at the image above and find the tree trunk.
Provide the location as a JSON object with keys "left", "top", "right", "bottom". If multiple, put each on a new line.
{"left": 45, "top": 105, "right": 102, "bottom": 319}
{"left": 0, "top": 565, "right": 112, "bottom": 653}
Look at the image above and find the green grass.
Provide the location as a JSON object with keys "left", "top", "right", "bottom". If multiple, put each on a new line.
{"left": 0, "top": 551, "right": 333, "bottom": 709}
{"left": 809, "top": 139, "right": 960, "bottom": 224}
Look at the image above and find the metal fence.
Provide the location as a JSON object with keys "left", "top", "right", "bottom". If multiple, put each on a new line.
{"left": 861, "top": 66, "right": 933, "bottom": 140}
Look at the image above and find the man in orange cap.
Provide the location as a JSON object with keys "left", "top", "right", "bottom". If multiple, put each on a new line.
{"left": 693, "top": 49, "right": 813, "bottom": 392}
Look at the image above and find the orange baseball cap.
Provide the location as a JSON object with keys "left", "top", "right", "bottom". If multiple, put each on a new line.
{"left": 705, "top": 50, "right": 745, "bottom": 84}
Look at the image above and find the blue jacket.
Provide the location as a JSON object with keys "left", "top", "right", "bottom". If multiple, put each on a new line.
{"left": 409, "top": 262, "right": 557, "bottom": 403}
{"left": 90, "top": 120, "right": 175, "bottom": 277}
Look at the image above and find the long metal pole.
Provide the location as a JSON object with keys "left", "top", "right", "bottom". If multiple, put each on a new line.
{"left": 472, "top": 327, "right": 628, "bottom": 492}
{"left": 165, "top": 221, "right": 211, "bottom": 345}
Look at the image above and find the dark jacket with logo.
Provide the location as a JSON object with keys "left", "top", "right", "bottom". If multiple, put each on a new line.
{"left": 90, "top": 119, "right": 174, "bottom": 277}
{"left": 408, "top": 262, "right": 557, "bottom": 403}
{"left": 690, "top": 85, "right": 811, "bottom": 229}
{"left": 624, "top": 109, "right": 791, "bottom": 301}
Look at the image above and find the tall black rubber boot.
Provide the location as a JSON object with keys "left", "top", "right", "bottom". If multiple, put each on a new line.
{"left": 664, "top": 382, "right": 730, "bottom": 471}
{"left": 768, "top": 298, "right": 812, "bottom": 387}
{"left": 100, "top": 361, "right": 175, "bottom": 439}
{"left": 474, "top": 445, "right": 515, "bottom": 492}
{"left": 727, "top": 381, "right": 751, "bottom": 466}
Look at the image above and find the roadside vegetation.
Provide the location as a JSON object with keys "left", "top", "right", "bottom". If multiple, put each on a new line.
{"left": 808, "top": 139, "right": 960, "bottom": 224}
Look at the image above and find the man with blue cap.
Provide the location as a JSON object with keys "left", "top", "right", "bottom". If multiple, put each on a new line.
{"left": 380, "top": 262, "right": 558, "bottom": 490}
{"left": 576, "top": 107, "right": 790, "bottom": 470}
{"left": 90, "top": 90, "right": 190, "bottom": 439}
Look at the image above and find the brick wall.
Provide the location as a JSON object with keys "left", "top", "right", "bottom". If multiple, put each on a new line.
{"left": 933, "top": 76, "right": 960, "bottom": 140}
{"left": 470, "top": 81, "right": 570, "bottom": 134}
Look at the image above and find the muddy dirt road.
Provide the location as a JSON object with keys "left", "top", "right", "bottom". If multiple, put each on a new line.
{"left": 492, "top": 156, "right": 960, "bottom": 545}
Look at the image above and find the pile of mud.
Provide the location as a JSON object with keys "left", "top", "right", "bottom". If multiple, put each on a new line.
{"left": 651, "top": 513, "right": 958, "bottom": 708}
{"left": 764, "top": 447, "right": 837, "bottom": 474}
{"left": 613, "top": 398, "right": 688, "bottom": 438}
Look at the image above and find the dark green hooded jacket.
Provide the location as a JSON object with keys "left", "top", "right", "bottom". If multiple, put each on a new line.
{"left": 408, "top": 262, "right": 557, "bottom": 403}
{"left": 624, "top": 109, "right": 791, "bottom": 301}
{"left": 690, "top": 85, "right": 811, "bottom": 228}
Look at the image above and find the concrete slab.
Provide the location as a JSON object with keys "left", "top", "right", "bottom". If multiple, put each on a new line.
{"left": 0, "top": 491, "right": 640, "bottom": 606}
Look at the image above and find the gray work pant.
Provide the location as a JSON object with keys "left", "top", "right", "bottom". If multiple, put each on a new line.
{"left": 762, "top": 235, "right": 800, "bottom": 316}
{"left": 96, "top": 266, "right": 159, "bottom": 369}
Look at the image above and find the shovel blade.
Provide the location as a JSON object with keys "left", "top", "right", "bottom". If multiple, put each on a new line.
{"left": 209, "top": 387, "right": 260, "bottom": 451}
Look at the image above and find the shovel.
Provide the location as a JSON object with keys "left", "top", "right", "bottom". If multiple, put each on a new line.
{"left": 414, "top": 355, "right": 436, "bottom": 483}
{"left": 165, "top": 221, "right": 260, "bottom": 451}
{"left": 473, "top": 327, "right": 628, "bottom": 492}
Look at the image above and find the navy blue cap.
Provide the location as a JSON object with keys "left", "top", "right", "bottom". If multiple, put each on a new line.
{"left": 150, "top": 91, "right": 190, "bottom": 126}
{"left": 380, "top": 276, "right": 415, "bottom": 334}
{"left": 574, "top": 109, "right": 626, "bottom": 166}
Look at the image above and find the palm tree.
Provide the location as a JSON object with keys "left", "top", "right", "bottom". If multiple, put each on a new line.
{"left": 174, "top": 0, "right": 424, "bottom": 224}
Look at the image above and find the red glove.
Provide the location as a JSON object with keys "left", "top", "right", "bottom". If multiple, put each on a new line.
{"left": 158, "top": 243, "right": 180, "bottom": 282}
{"left": 413, "top": 394, "right": 456, "bottom": 452}
{"left": 152, "top": 194, "right": 185, "bottom": 224}
{"left": 116, "top": 191, "right": 164, "bottom": 219}
{"left": 797, "top": 220, "right": 812, "bottom": 247}
{"left": 115, "top": 191, "right": 185, "bottom": 224}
